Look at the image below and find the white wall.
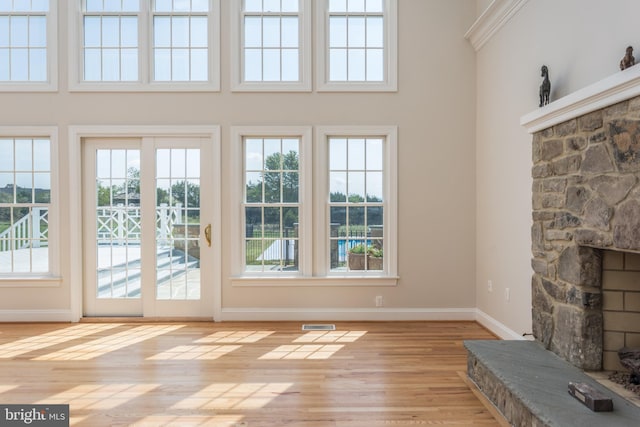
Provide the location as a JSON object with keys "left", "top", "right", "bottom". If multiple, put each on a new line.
{"left": 475, "top": 0, "right": 640, "bottom": 336}
{"left": 0, "top": 1, "right": 480, "bottom": 320}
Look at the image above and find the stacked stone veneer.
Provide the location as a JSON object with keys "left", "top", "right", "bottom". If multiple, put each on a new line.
{"left": 532, "top": 95, "right": 640, "bottom": 370}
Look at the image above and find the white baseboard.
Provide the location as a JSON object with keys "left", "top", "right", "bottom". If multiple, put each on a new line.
{"left": 220, "top": 307, "right": 477, "bottom": 322}
{"left": 0, "top": 309, "right": 74, "bottom": 322}
{"left": 474, "top": 308, "right": 526, "bottom": 340}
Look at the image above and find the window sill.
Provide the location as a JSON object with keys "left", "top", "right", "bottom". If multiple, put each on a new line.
{"left": 231, "top": 275, "right": 399, "bottom": 287}
{"left": 0, "top": 275, "right": 63, "bottom": 287}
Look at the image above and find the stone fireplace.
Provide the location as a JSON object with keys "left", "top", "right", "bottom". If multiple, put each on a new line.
{"left": 525, "top": 67, "right": 640, "bottom": 371}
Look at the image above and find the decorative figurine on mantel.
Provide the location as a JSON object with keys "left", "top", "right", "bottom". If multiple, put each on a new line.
{"left": 620, "top": 46, "right": 635, "bottom": 70}
{"left": 539, "top": 65, "right": 550, "bottom": 107}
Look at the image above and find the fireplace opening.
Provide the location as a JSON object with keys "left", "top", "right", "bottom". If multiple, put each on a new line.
{"left": 602, "top": 250, "right": 640, "bottom": 372}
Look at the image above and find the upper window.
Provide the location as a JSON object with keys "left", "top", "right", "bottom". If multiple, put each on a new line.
{"left": 0, "top": 0, "right": 57, "bottom": 91}
{"left": 317, "top": 0, "right": 396, "bottom": 91}
{"left": 70, "top": 0, "right": 220, "bottom": 91}
{"left": 231, "top": 0, "right": 311, "bottom": 91}
{"left": 0, "top": 127, "right": 58, "bottom": 278}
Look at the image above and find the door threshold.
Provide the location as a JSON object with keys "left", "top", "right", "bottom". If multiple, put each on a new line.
{"left": 80, "top": 317, "right": 214, "bottom": 323}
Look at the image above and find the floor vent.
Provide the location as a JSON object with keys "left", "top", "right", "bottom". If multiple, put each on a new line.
{"left": 302, "top": 324, "right": 336, "bottom": 331}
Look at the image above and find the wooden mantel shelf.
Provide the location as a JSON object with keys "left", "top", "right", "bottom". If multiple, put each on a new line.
{"left": 520, "top": 65, "right": 640, "bottom": 134}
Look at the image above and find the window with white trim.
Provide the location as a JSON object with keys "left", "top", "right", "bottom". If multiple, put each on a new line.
{"left": 231, "top": 0, "right": 311, "bottom": 91}
{"left": 231, "top": 127, "right": 312, "bottom": 276}
{"left": 317, "top": 0, "right": 397, "bottom": 91}
{"left": 0, "top": 0, "right": 57, "bottom": 91}
{"left": 71, "top": 0, "right": 220, "bottom": 91}
{"left": 231, "top": 125, "right": 397, "bottom": 284}
{"left": 0, "top": 128, "right": 58, "bottom": 278}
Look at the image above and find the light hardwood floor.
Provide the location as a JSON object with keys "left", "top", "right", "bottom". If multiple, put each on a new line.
{"left": 0, "top": 321, "right": 503, "bottom": 426}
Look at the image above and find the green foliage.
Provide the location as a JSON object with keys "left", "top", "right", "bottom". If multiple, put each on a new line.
{"left": 348, "top": 243, "right": 383, "bottom": 258}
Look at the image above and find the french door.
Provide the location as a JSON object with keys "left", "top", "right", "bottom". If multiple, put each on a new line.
{"left": 83, "top": 137, "right": 214, "bottom": 317}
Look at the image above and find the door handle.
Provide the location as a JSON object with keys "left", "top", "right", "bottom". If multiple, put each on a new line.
{"left": 204, "top": 224, "right": 212, "bottom": 247}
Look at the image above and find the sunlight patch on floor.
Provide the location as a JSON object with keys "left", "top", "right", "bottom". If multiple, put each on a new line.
{"left": 39, "top": 383, "right": 160, "bottom": 411}
{"left": 194, "top": 331, "right": 275, "bottom": 344}
{"left": 171, "top": 382, "right": 293, "bottom": 410}
{"left": 0, "top": 324, "right": 122, "bottom": 359}
{"left": 259, "top": 344, "right": 344, "bottom": 360}
{"left": 293, "top": 330, "right": 367, "bottom": 343}
{"left": 32, "top": 325, "right": 184, "bottom": 361}
{"left": 148, "top": 344, "right": 241, "bottom": 360}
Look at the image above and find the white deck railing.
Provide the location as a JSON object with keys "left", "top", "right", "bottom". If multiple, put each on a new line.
{"left": 96, "top": 203, "right": 183, "bottom": 246}
{"left": 0, "top": 207, "right": 48, "bottom": 252}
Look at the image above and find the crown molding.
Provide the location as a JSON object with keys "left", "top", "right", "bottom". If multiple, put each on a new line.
{"left": 464, "top": 0, "right": 530, "bottom": 51}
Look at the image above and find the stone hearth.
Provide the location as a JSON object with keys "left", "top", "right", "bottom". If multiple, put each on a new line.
{"left": 530, "top": 95, "right": 640, "bottom": 370}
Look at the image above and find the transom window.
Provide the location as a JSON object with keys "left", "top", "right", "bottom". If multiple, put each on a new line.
{"left": 0, "top": 0, "right": 56, "bottom": 90}
{"left": 231, "top": 0, "right": 311, "bottom": 91}
{"left": 317, "top": 0, "right": 397, "bottom": 91}
{"left": 0, "top": 137, "right": 52, "bottom": 274}
{"left": 153, "top": 0, "right": 209, "bottom": 81}
{"left": 244, "top": 137, "right": 300, "bottom": 272}
{"left": 82, "top": 0, "right": 139, "bottom": 81}
{"left": 72, "top": 0, "right": 220, "bottom": 91}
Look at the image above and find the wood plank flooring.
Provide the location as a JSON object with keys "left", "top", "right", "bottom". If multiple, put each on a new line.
{"left": 0, "top": 321, "right": 501, "bottom": 426}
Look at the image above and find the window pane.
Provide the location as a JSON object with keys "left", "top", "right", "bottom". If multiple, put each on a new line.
{"left": 262, "top": 17, "right": 280, "bottom": 48}
{"left": 245, "top": 172, "right": 262, "bottom": 203}
{"left": 244, "top": 16, "right": 262, "bottom": 48}
{"left": 245, "top": 139, "right": 263, "bottom": 170}
{"left": 282, "top": 0, "right": 298, "bottom": 13}
{"left": 348, "top": 48, "right": 365, "bottom": 81}
{"left": 330, "top": 172, "right": 347, "bottom": 201}
{"left": 29, "top": 48, "right": 47, "bottom": 81}
{"left": 262, "top": 49, "right": 280, "bottom": 81}
{"left": 84, "top": 48, "right": 101, "bottom": 80}
{"left": 0, "top": 49, "right": 8, "bottom": 80}
{"left": 15, "top": 139, "right": 32, "bottom": 171}
{"left": 121, "top": 49, "right": 138, "bottom": 80}
{"left": 367, "top": 16, "right": 383, "bottom": 48}
{"left": 84, "top": 16, "right": 101, "bottom": 47}
{"left": 329, "top": 49, "right": 346, "bottom": 81}
{"left": 366, "top": 0, "right": 383, "bottom": 12}
{"left": 86, "top": 0, "right": 102, "bottom": 12}
{"left": 190, "top": 48, "right": 207, "bottom": 81}
{"left": 171, "top": 48, "right": 189, "bottom": 80}
{"left": 366, "top": 48, "right": 383, "bottom": 81}
{"left": 264, "top": 0, "right": 280, "bottom": 12}
{"left": 347, "top": 138, "right": 365, "bottom": 170}
{"left": 329, "top": 0, "right": 347, "bottom": 13}
{"left": 282, "top": 172, "right": 298, "bottom": 203}
{"left": 281, "top": 17, "right": 298, "bottom": 48}
{"left": 244, "top": 48, "right": 262, "bottom": 81}
{"left": 366, "top": 171, "right": 383, "bottom": 201}
{"left": 102, "top": 48, "right": 120, "bottom": 80}
{"left": 104, "top": 0, "right": 122, "bottom": 12}
{"left": 264, "top": 172, "right": 281, "bottom": 202}
{"left": 154, "top": 16, "right": 171, "bottom": 47}
{"left": 329, "top": 17, "right": 346, "bottom": 48}
{"left": 192, "top": 0, "right": 209, "bottom": 12}
{"left": 0, "top": 139, "right": 12, "bottom": 170}
{"left": 34, "top": 173, "right": 50, "bottom": 203}
{"left": 348, "top": 17, "right": 365, "bottom": 47}
{"left": 10, "top": 16, "right": 28, "bottom": 47}
{"left": 366, "top": 138, "right": 383, "bottom": 169}
{"left": 32, "top": 0, "right": 49, "bottom": 12}
{"left": 191, "top": 16, "right": 207, "bottom": 48}
{"left": 244, "top": 0, "right": 262, "bottom": 13}
{"left": 330, "top": 138, "right": 347, "bottom": 169}
{"left": 155, "top": 0, "right": 172, "bottom": 12}
{"left": 279, "top": 48, "right": 298, "bottom": 78}
{"left": 348, "top": 171, "right": 365, "bottom": 201}
{"left": 121, "top": 16, "right": 137, "bottom": 48}
{"left": 15, "top": 173, "right": 33, "bottom": 202}
{"left": 122, "top": 0, "right": 139, "bottom": 12}
{"left": 10, "top": 48, "right": 28, "bottom": 80}
{"left": 172, "top": 16, "right": 190, "bottom": 48}
{"left": 0, "top": 17, "right": 9, "bottom": 46}
{"left": 0, "top": 173, "right": 12, "bottom": 200}
{"left": 102, "top": 17, "right": 120, "bottom": 48}
{"left": 29, "top": 16, "right": 47, "bottom": 47}
{"left": 174, "top": 0, "right": 190, "bottom": 12}
{"left": 153, "top": 48, "right": 170, "bottom": 80}
{"left": 348, "top": 0, "right": 366, "bottom": 12}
